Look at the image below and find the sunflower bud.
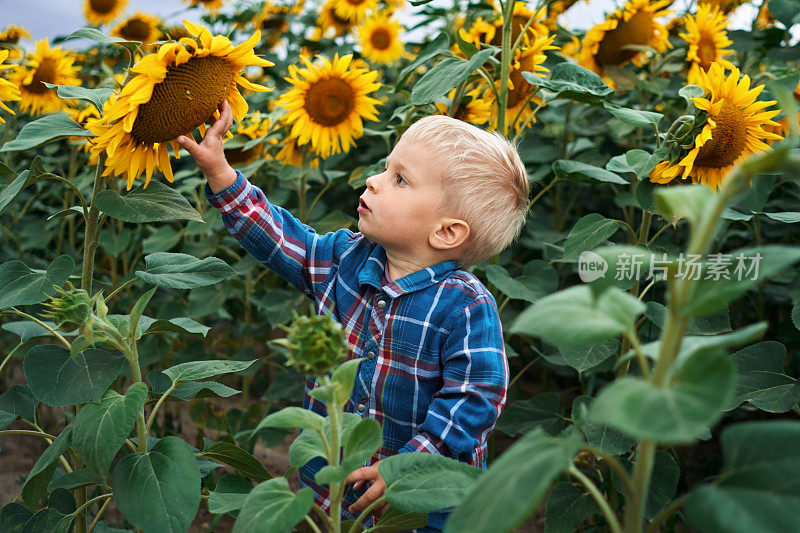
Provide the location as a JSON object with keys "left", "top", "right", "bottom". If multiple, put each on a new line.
{"left": 274, "top": 312, "right": 348, "bottom": 378}
{"left": 41, "top": 281, "right": 94, "bottom": 332}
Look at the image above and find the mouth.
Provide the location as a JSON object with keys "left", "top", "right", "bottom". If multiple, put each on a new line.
{"left": 358, "top": 197, "right": 371, "bottom": 214}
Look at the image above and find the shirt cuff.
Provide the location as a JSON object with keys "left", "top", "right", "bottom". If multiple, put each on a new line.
{"left": 398, "top": 432, "right": 452, "bottom": 457}
{"left": 204, "top": 170, "right": 250, "bottom": 215}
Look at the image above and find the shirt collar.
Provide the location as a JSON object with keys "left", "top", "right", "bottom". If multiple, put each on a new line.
{"left": 358, "top": 244, "right": 459, "bottom": 298}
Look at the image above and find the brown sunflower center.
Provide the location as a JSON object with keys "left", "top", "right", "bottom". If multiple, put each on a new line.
{"left": 346, "top": 0, "right": 367, "bottom": 6}
{"left": 303, "top": 77, "right": 355, "bottom": 127}
{"left": 261, "top": 15, "right": 288, "bottom": 31}
{"left": 119, "top": 18, "right": 152, "bottom": 42}
{"left": 0, "top": 32, "right": 21, "bottom": 44}
{"left": 694, "top": 100, "right": 747, "bottom": 168}
{"left": 489, "top": 14, "right": 530, "bottom": 48}
{"left": 23, "top": 58, "right": 57, "bottom": 95}
{"left": 595, "top": 11, "right": 653, "bottom": 65}
{"left": 130, "top": 55, "right": 235, "bottom": 144}
{"left": 369, "top": 28, "right": 392, "bottom": 50}
{"left": 507, "top": 65, "right": 530, "bottom": 108}
{"left": 90, "top": 0, "right": 119, "bottom": 15}
{"left": 696, "top": 32, "right": 717, "bottom": 69}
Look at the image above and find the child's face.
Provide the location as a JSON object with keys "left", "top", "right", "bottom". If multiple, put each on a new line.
{"left": 357, "top": 136, "right": 447, "bottom": 256}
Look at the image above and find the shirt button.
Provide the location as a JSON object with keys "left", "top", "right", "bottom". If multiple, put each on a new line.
{"left": 376, "top": 299, "right": 387, "bottom": 309}
{"left": 366, "top": 351, "right": 375, "bottom": 360}
{"left": 356, "top": 403, "right": 366, "bottom": 413}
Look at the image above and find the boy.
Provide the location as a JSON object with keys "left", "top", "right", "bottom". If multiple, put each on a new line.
{"left": 178, "top": 102, "right": 530, "bottom": 532}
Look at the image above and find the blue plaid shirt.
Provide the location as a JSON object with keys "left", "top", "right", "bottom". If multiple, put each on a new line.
{"left": 206, "top": 171, "right": 509, "bottom": 532}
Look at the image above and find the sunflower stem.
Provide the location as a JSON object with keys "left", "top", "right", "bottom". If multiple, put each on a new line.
{"left": 82, "top": 154, "right": 107, "bottom": 295}
{"left": 496, "top": 0, "right": 516, "bottom": 135}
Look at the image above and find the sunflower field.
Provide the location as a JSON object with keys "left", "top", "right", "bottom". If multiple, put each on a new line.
{"left": 1, "top": 0, "right": 800, "bottom": 531}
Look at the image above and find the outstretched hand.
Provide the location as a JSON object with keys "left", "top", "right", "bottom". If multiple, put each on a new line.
{"left": 177, "top": 99, "right": 237, "bottom": 192}
{"left": 345, "top": 461, "right": 390, "bottom": 522}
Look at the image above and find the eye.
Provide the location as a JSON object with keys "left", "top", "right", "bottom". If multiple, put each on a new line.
{"left": 395, "top": 174, "right": 407, "bottom": 186}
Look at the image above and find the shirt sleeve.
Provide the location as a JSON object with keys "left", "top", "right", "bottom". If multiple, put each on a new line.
{"left": 204, "top": 170, "right": 356, "bottom": 299}
{"left": 397, "top": 295, "right": 509, "bottom": 466}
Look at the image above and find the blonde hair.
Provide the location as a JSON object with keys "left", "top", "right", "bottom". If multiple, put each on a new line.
{"left": 401, "top": 115, "right": 530, "bottom": 268}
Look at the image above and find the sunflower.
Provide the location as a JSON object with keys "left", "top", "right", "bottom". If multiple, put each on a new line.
{"left": 251, "top": 2, "right": 292, "bottom": 49}
{"left": 358, "top": 12, "right": 404, "bottom": 64}
{"left": 274, "top": 135, "right": 320, "bottom": 168}
{"left": 332, "top": 0, "right": 380, "bottom": 23}
{"left": 680, "top": 4, "right": 734, "bottom": 85}
{"left": 183, "top": 0, "right": 226, "bottom": 13}
{"left": 225, "top": 112, "right": 275, "bottom": 165}
{"left": 459, "top": 4, "right": 549, "bottom": 50}
{"left": 278, "top": 53, "right": 381, "bottom": 158}
{"left": 578, "top": 0, "right": 672, "bottom": 87}
{"left": 0, "top": 25, "right": 31, "bottom": 59}
{"left": 83, "top": 0, "right": 129, "bottom": 25}
{"left": 314, "top": 0, "right": 356, "bottom": 38}
{"left": 89, "top": 20, "right": 274, "bottom": 190}
{"left": 697, "top": 0, "right": 747, "bottom": 15}
{"left": 484, "top": 32, "right": 558, "bottom": 132}
{"left": 435, "top": 86, "right": 492, "bottom": 125}
{"left": 8, "top": 40, "right": 81, "bottom": 115}
{"left": 112, "top": 12, "right": 161, "bottom": 46}
{"left": 0, "top": 50, "right": 21, "bottom": 123}
{"left": 649, "top": 63, "right": 783, "bottom": 191}
{"left": 70, "top": 105, "right": 102, "bottom": 150}
{"left": 543, "top": 0, "right": 584, "bottom": 30}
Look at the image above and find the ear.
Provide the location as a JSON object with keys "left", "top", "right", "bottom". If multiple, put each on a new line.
{"left": 429, "top": 218, "right": 470, "bottom": 250}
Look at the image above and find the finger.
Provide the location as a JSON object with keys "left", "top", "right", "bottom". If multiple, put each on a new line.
{"left": 209, "top": 100, "right": 233, "bottom": 138}
{"left": 176, "top": 135, "right": 202, "bottom": 158}
{"left": 348, "top": 485, "right": 383, "bottom": 514}
{"left": 353, "top": 480, "right": 364, "bottom": 490}
{"left": 345, "top": 467, "right": 369, "bottom": 485}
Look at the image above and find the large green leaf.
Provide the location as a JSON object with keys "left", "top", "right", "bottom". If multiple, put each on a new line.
{"left": 0, "top": 385, "right": 37, "bottom": 428}
{"left": 111, "top": 436, "right": 202, "bottom": 533}
{"left": 603, "top": 103, "right": 663, "bottom": 128}
{"left": 560, "top": 340, "right": 618, "bottom": 373}
{"left": 43, "top": 83, "right": 113, "bottom": 112}
{"left": 253, "top": 406, "right": 326, "bottom": 433}
{"left": 729, "top": 341, "right": 800, "bottom": 413}
{"left": 396, "top": 33, "right": 450, "bottom": 90}
{"left": 521, "top": 62, "right": 613, "bottom": 104}
{"left": 572, "top": 395, "right": 634, "bottom": 456}
{"left": 72, "top": 383, "right": 148, "bottom": 478}
{"left": 443, "top": 428, "right": 583, "bottom": 533}
{"left": 0, "top": 114, "right": 92, "bottom": 153}
{"left": 563, "top": 214, "right": 621, "bottom": 259}
{"left": 495, "top": 392, "right": 564, "bottom": 437}
{"left": 94, "top": 180, "right": 203, "bottom": 223}
{"left": 484, "top": 261, "right": 558, "bottom": 304}
{"left": 315, "top": 417, "right": 382, "bottom": 485}
{"left": 232, "top": 477, "right": 314, "bottom": 533}
{"left": 0, "top": 256, "right": 74, "bottom": 309}
{"left": 208, "top": 474, "right": 252, "bottom": 515}
{"left": 201, "top": 442, "right": 271, "bottom": 483}
{"left": 410, "top": 49, "right": 493, "bottom": 105}
{"left": 379, "top": 452, "right": 483, "bottom": 513}
{"left": 64, "top": 27, "right": 141, "bottom": 54}
{"left": 552, "top": 160, "right": 628, "bottom": 185}
{"left": 590, "top": 349, "right": 736, "bottom": 443}
{"left": 655, "top": 184, "right": 714, "bottom": 228}
{"left": 510, "top": 285, "right": 645, "bottom": 348}
{"left": 544, "top": 482, "right": 600, "bottom": 533}
{"left": 162, "top": 359, "right": 259, "bottom": 385}
{"left": 684, "top": 421, "right": 800, "bottom": 532}
{"left": 24, "top": 345, "right": 125, "bottom": 407}
{"left": 22, "top": 426, "right": 73, "bottom": 497}
{"left": 136, "top": 252, "right": 235, "bottom": 289}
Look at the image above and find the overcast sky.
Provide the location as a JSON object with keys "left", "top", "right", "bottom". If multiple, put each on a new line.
{"left": 2, "top": 0, "right": 762, "bottom": 45}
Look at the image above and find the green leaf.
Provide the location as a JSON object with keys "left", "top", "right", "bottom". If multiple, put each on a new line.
{"left": 684, "top": 421, "right": 800, "bottom": 533}
{"left": 495, "top": 392, "right": 564, "bottom": 437}
{"left": 129, "top": 287, "right": 157, "bottom": 340}
{"left": 655, "top": 184, "right": 714, "bottom": 228}
{"left": 162, "top": 359, "right": 259, "bottom": 385}
{"left": 544, "top": 481, "right": 600, "bottom": 533}
{"left": 136, "top": 252, "right": 235, "bottom": 289}
{"left": 444, "top": 428, "right": 583, "bottom": 533}
{"left": 352, "top": 504, "right": 429, "bottom": 532}
{"left": 793, "top": 301, "right": 800, "bottom": 331}
{"left": 201, "top": 442, "right": 271, "bottom": 483}
{"left": 64, "top": 27, "right": 141, "bottom": 54}
{"left": 484, "top": 261, "right": 558, "bottom": 304}
{"left": 315, "top": 417, "right": 382, "bottom": 485}
{"left": 679, "top": 84, "right": 704, "bottom": 104}
{"left": 645, "top": 450, "right": 680, "bottom": 520}
{"left": 730, "top": 341, "right": 800, "bottom": 413}
{"left": 332, "top": 358, "right": 362, "bottom": 405}
{"left": 521, "top": 62, "right": 613, "bottom": 104}
{"left": 410, "top": 49, "right": 493, "bottom": 105}
{"left": 684, "top": 246, "right": 800, "bottom": 317}
{"left": 0, "top": 170, "right": 30, "bottom": 217}
{"left": 0, "top": 255, "right": 74, "bottom": 309}
{"left": 232, "top": 477, "right": 314, "bottom": 533}
{"left": 48, "top": 468, "right": 103, "bottom": 492}
{"left": 72, "top": 383, "right": 148, "bottom": 478}
{"left": 23, "top": 426, "right": 73, "bottom": 496}
{"left": 42, "top": 83, "right": 114, "bottom": 112}
{"left": 252, "top": 406, "right": 325, "bottom": 433}
{"left": 0, "top": 385, "right": 37, "bottom": 426}
{"left": 560, "top": 340, "right": 618, "bottom": 373}
{"left": 24, "top": 345, "right": 125, "bottom": 407}
{"left": 379, "top": 452, "right": 483, "bottom": 513}
{"left": 603, "top": 103, "right": 663, "bottom": 128}
{"left": 94, "top": 180, "right": 203, "bottom": 223}
{"left": 605, "top": 149, "right": 661, "bottom": 181}
{"left": 563, "top": 214, "right": 621, "bottom": 259}
{"left": 138, "top": 315, "right": 210, "bottom": 337}
{"left": 0, "top": 114, "right": 93, "bottom": 153}
{"left": 111, "top": 436, "right": 201, "bottom": 533}
{"left": 552, "top": 160, "right": 628, "bottom": 185}
{"left": 148, "top": 370, "right": 239, "bottom": 401}
{"left": 208, "top": 474, "right": 252, "bottom": 515}
{"left": 572, "top": 395, "right": 634, "bottom": 456}
{"left": 510, "top": 285, "right": 645, "bottom": 348}
{"left": 590, "top": 349, "right": 736, "bottom": 443}
{"left": 288, "top": 428, "right": 327, "bottom": 469}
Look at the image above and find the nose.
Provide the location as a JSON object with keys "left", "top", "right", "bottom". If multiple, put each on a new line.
{"left": 365, "top": 173, "right": 378, "bottom": 192}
